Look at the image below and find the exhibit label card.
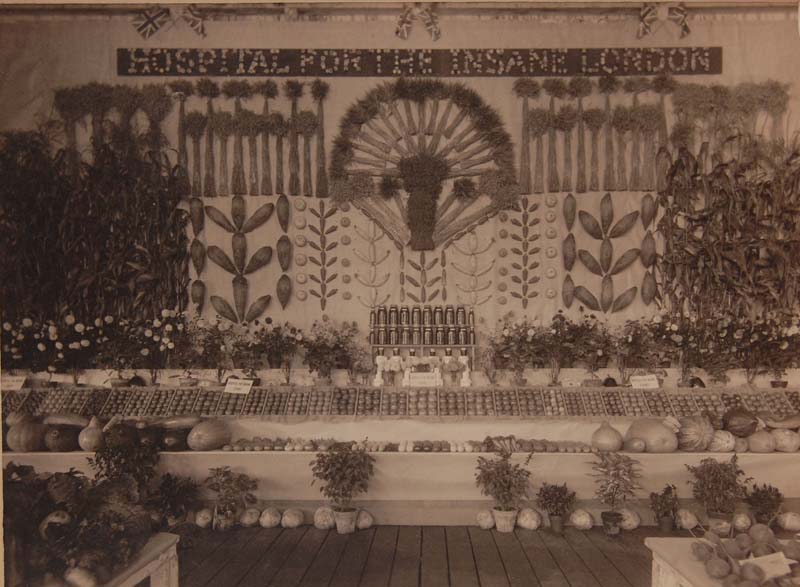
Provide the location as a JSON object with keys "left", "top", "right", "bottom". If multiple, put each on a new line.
{"left": 2, "top": 375, "right": 27, "bottom": 390}
{"left": 630, "top": 374, "right": 661, "bottom": 389}
{"left": 224, "top": 378, "right": 254, "bottom": 395}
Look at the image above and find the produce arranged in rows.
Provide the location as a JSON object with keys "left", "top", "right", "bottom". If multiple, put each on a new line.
{"left": 6, "top": 386, "right": 799, "bottom": 420}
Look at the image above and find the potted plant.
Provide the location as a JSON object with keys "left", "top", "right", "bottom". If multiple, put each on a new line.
{"left": 476, "top": 343, "right": 499, "bottom": 387}
{"left": 227, "top": 323, "right": 261, "bottom": 384}
{"left": 539, "top": 311, "right": 586, "bottom": 386}
{"left": 302, "top": 317, "right": 359, "bottom": 385}
{"left": 591, "top": 451, "right": 641, "bottom": 535}
{"left": 147, "top": 473, "right": 200, "bottom": 528}
{"left": 536, "top": 482, "right": 576, "bottom": 534}
{"left": 613, "top": 319, "right": 663, "bottom": 386}
{"left": 746, "top": 483, "right": 783, "bottom": 525}
{"left": 310, "top": 442, "right": 375, "bottom": 534}
{"left": 94, "top": 317, "right": 141, "bottom": 387}
{"left": 573, "top": 312, "right": 612, "bottom": 386}
{"left": 347, "top": 341, "right": 374, "bottom": 385}
{"left": 475, "top": 448, "right": 532, "bottom": 532}
{"left": 192, "top": 317, "right": 233, "bottom": 385}
{"left": 252, "top": 320, "right": 303, "bottom": 382}
{"left": 204, "top": 466, "right": 258, "bottom": 531}
{"left": 686, "top": 455, "right": 750, "bottom": 529}
{"left": 649, "top": 484, "right": 679, "bottom": 532}
{"left": 442, "top": 353, "right": 466, "bottom": 386}
{"left": 489, "top": 320, "right": 539, "bottom": 386}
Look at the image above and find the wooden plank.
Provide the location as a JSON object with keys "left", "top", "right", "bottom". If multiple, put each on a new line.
{"left": 238, "top": 528, "right": 307, "bottom": 587}
{"left": 515, "top": 531, "right": 570, "bottom": 587}
{"left": 389, "top": 526, "right": 422, "bottom": 587}
{"left": 300, "top": 530, "right": 351, "bottom": 587}
{"left": 492, "top": 531, "right": 541, "bottom": 587}
{"left": 585, "top": 528, "right": 652, "bottom": 587}
{"left": 360, "top": 525, "right": 399, "bottom": 587}
{"left": 538, "top": 530, "right": 602, "bottom": 587}
{"left": 445, "top": 526, "right": 480, "bottom": 587}
{"left": 330, "top": 528, "right": 376, "bottom": 587}
{"left": 420, "top": 527, "right": 449, "bottom": 587}
{"left": 183, "top": 528, "right": 260, "bottom": 587}
{"left": 563, "top": 528, "right": 633, "bottom": 587}
{"left": 468, "top": 527, "right": 510, "bottom": 587}
{"left": 269, "top": 528, "right": 330, "bottom": 587}
{"left": 197, "top": 527, "right": 283, "bottom": 587}
{"left": 179, "top": 527, "right": 235, "bottom": 579}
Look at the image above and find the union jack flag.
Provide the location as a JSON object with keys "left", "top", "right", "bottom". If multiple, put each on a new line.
{"left": 132, "top": 7, "right": 172, "bottom": 39}
{"left": 182, "top": 5, "right": 207, "bottom": 38}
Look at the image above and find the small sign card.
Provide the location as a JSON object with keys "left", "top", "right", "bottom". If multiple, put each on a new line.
{"left": 51, "top": 373, "right": 84, "bottom": 385}
{"left": 224, "top": 378, "right": 254, "bottom": 395}
{"left": 746, "top": 552, "right": 796, "bottom": 580}
{"left": 2, "top": 375, "right": 27, "bottom": 390}
{"left": 630, "top": 374, "right": 661, "bottom": 389}
{"left": 407, "top": 372, "right": 439, "bottom": 388}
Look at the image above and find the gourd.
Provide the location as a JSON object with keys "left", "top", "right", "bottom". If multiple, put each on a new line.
{"left": 78, "top": 417, "right": 104, "bottom": 452}
{"left": 517, "top": 508, "right": 543, "bottom": 530}
{"left": 281, "top": 508, "right": 304, "bottom": 528}
{"left": 619, "top": 508, "right": 641, "bottom": 531}
{"left": 591, "top": 422, "right": 623, "bottom": 452}
{"left": 624, "top": 438, "right": 646, "bottom": 453}
{"left": 45, "top": 426, "right": 80, "bottom": 452}
{"left": 569, "top": 509, "right": 594, "bottom": 530}
{"left": 239, "top": 508, "right": 261, "bottom": 527}
{"left": 7, "top": 419, "right": 46, "bottom": 452}
{"left": 747, "top": 430, "right": 777, "bottom": 453}
{"left": 5, "top": 411, "right": 30, "bottom": 427}
{"left": 314, "top": 507, "right": 336, "bottom": 530}
{"left": 195, "top": 508, "right": 213, "bottom": 528}
{"left": 771, "top": 429, "right": 800, "bottom": 452}
{"left": 187, "top": 420, "right": 231, "bottom": 451}
{"left": 678, "top": 416, "right": 715, "bottom": 451}
{"left": 259, "top": 508, "right": 282, "bottom": 528}
{"left": 357, "top": 510, "right": 374, "bottom": 530}
{"left": 624, "top": 419, "right": 679, "bottom": 453}
{"left": 723, "top": 408, "right": 758, "bottom": 438}
{"left": 708, "top": 430, "right": 736, "bottom": 453}
{"left": 777, "top": 512, "right": 800, "bottom": 532}
{"left": 477, "top": 510, "right": 495, "bottom": 529}
{"left": 677, "top": 509, "right": 700, "bottom": 529}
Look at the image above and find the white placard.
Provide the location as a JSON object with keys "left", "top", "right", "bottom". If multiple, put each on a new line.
{"left": 746, "top": 551, "right": 796, "bottom": 580}
{"left": 629, "top": 374, "right": 661, "bottom": 389}
{"left": 50, "top": 373, "right": 83, "bottom": 384}
{"left": 407, "top": 372, "right": 438, "bottom": 387}
{"left": 2, "top": 375, "right": 27, "bottom": 390}
{"left": 224, "top": 378, "right": 254, "bottom": 395}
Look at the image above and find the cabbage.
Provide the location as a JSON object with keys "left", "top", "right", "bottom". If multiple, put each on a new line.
{"left": 314, "top": 507, "right": 336, "bottom": 529}
{"left": 569, "top": 509, "right": 594, "bottom": 530}
{"left": 357, "top": 510, "right": 374, "bottom": 530}
{"left": 723, "top": 408, "right": 758, "bottom": 438}
{"left": 281, "top": 508, "right": 304, "bottom": 528}
{"left": 477, "top": 510, "right": 495, "bottom": 529}
{"left": 619, "top": 508, "right": 641, "bottom": 531}
{"left": 771, "top": 429, "right": 800, "bottom": 452}
{"left": 259, "top": 507, "right": 282, "bottom": 528}
{"left": 516, "top": 508, "right": 542, "bottom": 530}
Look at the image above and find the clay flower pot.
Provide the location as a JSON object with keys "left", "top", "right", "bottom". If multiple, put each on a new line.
{"left": 493, "top": 508, "right": 518, "bottom": 533}
{"left": 658, "top": 516, "right": 674, "bottom": 533}
{"left": 334, "top": 508, "right": 358, "bottom": 534}
{"left": 601, "top": 511, "right": 623, "bottom": 536}
{"left": 549, "top": 514, "right": 564, "bottom": 534}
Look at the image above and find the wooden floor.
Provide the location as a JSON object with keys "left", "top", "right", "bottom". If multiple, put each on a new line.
{"left": 177, "top": 525, "right": 688, "bottom": 587}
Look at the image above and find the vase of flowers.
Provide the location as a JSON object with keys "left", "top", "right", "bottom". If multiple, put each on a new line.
{"left": 253, "top": 320, "right": 303, "bottom": 384}
{"left": 539, "top": 311, "right": 586, "bottom": 386}
{"left": 348, "top": 342, "right": 374, "bottom": 385}
{"left": 488, "top": 319, "right": 541, "bottom": 387}
{"left": 443, "top": 354, "right": 465, "bottom": 386}
{"left": 1, "top": 317, "right": 54, "bottom": 377}
{"left": 573, "top": 312, "right": 612, "bottom": 386}
{"left": 613, "top": 319, "right": 662, "bottom": 386}
{"left": 302, "top": 317, "right": 359, "bottom": 385}
{"left": 50, "top": 312, "right": 103, "bottom": 385}
{"left": 188, "top": 316, "right": 232, "bottom": 385}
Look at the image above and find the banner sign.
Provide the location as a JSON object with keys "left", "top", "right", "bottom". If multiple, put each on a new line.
{"left": 118, "top": 47, "right": 722, "bottom": 77}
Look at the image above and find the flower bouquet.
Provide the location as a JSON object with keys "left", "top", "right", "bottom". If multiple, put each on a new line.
{"left": 1, "top": 317, "right": 53, "bottom": 375}
{"left": 347, "top": 341, "right": 374, "bottom": 385}
{"left": 48, "top": 313, "right": 104, "bottom": 384}
{"left": 302, "top": 317, "right": 359, "bottom": 384}
{"left": 252, "top": 319, "right": 303, "bottom": 383}
{"left": 488, "top": 319, "right": 542, "bottom": 385}
{"left": 133, "top": 309, "right": 188, "bottom": 385}
{"left": 612, "top": 318, "right": 664, "bottom": 385}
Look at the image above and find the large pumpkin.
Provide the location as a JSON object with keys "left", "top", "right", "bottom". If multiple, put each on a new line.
{"left": 748, "top": 430, "right": 777, "bottom": 453}
{"left": 187, "top": 420, "right": 231, "bottom": 451}
{"left": 624, "top": 419, "right": 679, "bottom": 453}
{"left": 678, "top": 416, "right": 715, "bottom": 452}
{"left": 45, "top": 426, "right": 80, "bottom": 452}
{"left": 6, "top": 420, "right": 46, "bottom": 452}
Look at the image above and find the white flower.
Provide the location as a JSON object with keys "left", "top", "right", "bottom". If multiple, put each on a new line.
{"left": 597, "top": 350, "right": 604, "bottom": 356}
{"left": 21, "top": 318, "right": 33, "bottom": 327}
{"left": 65, "top": 314, "right": 76, "bottom": 326}
{"left": 57, "top": 353, "right": 64, "bottom": 359}
{"left": 165, "top": 324, "right": 173, "bottom": 332}
{"left": 167, "top": 342, "right": 175, "bottom": 349}
{"left": 80, "top": 339, "right": 90, "bottom": 347}
{"left": 16, "top": 334, "right": 24, "bottom": 341}
{"left": 140, "top": 348, "right": 150, "bottom": 356}
{"left": 295, "top": 333, "right": 303, "bottom": 341}
{"left": 2, "top": 322, "right": 11, "bottom": 331}
{"left": 177, "top": 324, "right": 184, "bottom": 331}
{"left": 159, "top": 345, "right": 165, "bottom": 352}
{"left": 153, "top": 319, "right": 162, "bottom": 328}
{"left": 104, "top": 315, "right": 114, "bottom": 324}
{"left": 153, "top": 335, "right": 160, "bottom": 342}
{"left": 55, "top": 342, "right": 64, "bottom": 350}
{"left": 75, "top": 323, "right": 85, "bottom": 333}
{"left": 48, "top": 325, "right": 58, "bottom": 336}
{"left": 144, "top": 329, "right": 153, "bottom": 338}
{"left": 162, "top": 309, "right": 170, "bottom": 318}
{"left": 49, "top": 333, "right": 58, "bottom": 341}
{"left": 69, "top": 342, "right": 80, "bottom": 350}
{"left": 37, "top": 343, "right": 46, "bottom": 352}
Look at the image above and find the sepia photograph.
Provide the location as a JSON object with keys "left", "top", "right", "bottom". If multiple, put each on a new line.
{"left": 1, "top": 1, "right": 800, "bottom": 585}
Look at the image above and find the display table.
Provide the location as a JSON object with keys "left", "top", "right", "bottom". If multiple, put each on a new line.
{"left": 646, "top": 538, "right": 712, "bottom": 587}
{"left": 107, "top": 533, "right": 179, "bottom": 587}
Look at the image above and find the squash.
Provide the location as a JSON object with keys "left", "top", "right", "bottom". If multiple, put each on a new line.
{"left": 161, "top": 429, "right": 189, "bottom": 451}
{"left": 708, "top": 430, "right": 736, "bottom": 453}
{"left": 777, "top": 512, "right": 800, "bottom": 532}
{"left": 314, "top": 507, "right": 336, "bottom": 530}
{"left": 7, "top": 420, "right": 46, "bottom": 452}
{"left": 45, "top": 426, "right": 80, "bottom": 452}
{"left": 624, "top": 419, "right": 679, "bottom": 453}
{"left": 771, "top": 429, "right": 800, "bottom": 452}
{"left": 517, "top": 508, "right": 542, "bottom": 530}
{"left": 747, "top": 430, "right": 777, "bottom": 453}
{"left": 78, "top": 417, "right": 104, "bottom": 452}
{"left": 591, "top": 422, "right": 623, "bottom": 452}
{"left": 619, "top": 508, "right": 641, "bottom": 531}
{"left": 155, "top": 416, "right": 202, "bottom": 430}
{"left": 187, "top": 420, "right": 231, "bottom": 451}
{"left": 195, "top": 508, "right": 213, "bottom": 528}
{"left": 44, "top": 414, "right": 89, "bottom": 428}
{"left": 569, "top": 509, "right": 594, "bottom": 530}
{"left": 356, "top": 510, "right": 375, "bottom": 530}
{"left": 678, "top": 416, "right": 715, "bottom": 451}
{"left": 63, "top": 567, "right": 98, "bottom": 587}
{"left": 677, "top": 509, "right": 700, "bottom": 530}
{"left": 732, "top": 512, "right": 752, "bottom": 533}
{"left": 5, "top": 411, "right": 30, "bottom": 427}
{"left": 623, "top": 438, "right": 646, "bottom": 453}
{"left": 259, "top": 508, "right": 282, "bottom": 528}
{"left": 723, "top": 408, "right": 758, "bottom": 438}
{"left": 477, "top": 510, "right": 495, "bottom": 529}
{"left": 281, "top": 508, "right": 304, "bottom": 528}
{"left": 239, "top": 508, "right": 261, "bottom": 527}
{"left": 734, "top": 437, "right": 748, "bottom": 453}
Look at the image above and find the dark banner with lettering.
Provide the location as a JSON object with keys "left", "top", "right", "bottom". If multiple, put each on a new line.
{"left": 118, "top": 47, "right": 722, "bottom": 77}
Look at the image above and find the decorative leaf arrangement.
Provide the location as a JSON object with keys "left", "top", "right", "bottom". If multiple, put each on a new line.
{"left": 275, "top": 194, "right": 292, "bottom": 309}
{"left": 405, "top": 251, "right": 441, "bottom": 304}
{"left": 205, "top": 196, "right": 274, "bottom": 322}
{"left": 307, "top": 200, "right": 339, "bottom": 310}
{"left": 311, "top": 79, "right": 330, "bottom": 198}
{"left": 452, "top": 231, "right": 494, "bottom": 306}
{"left": 196, "top": 78, "right": 220, "bottom": 197}
{"left": 353, "top": 221, "right": 391, "bottom": 308}
{"left": 285, "top": 80, "right": 305, "bottom": 196}
{"left": 639, "top": 193, "right": 659, "bottom": 306}
{"left": 189, "top": 197, "right": 207, "bottom": 312}
{"left": 505, "top": 196, "right": 541, "bottom": 309}
{"left": 512, "top": 78, "right": 540, "bottom": 194}
{"left": 184, "top": 112, "right": 207, "bottom": 197}
{"left": 222, "top": 80, "right": 254, "bottom": 195}
{"left": 562, "top": 193, "right": 577, "bottom": 308}
{"left": 253, "top": 80, "right": 278, "bottom": 196}
{"left": 169, "top": 81, "right": 194, "bottom": 195}
{"left": 574, "top": 193, "right": 640, "bottom": 313}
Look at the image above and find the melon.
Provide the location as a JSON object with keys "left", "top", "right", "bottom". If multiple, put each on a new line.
{"left": 623, "top": 438, "right": 646, "bottom": 453}
{"left": 45, "top": 426, "right": 80, "bottom": 452}
{"left": 772, "top": 429, "right": 800, "bottom": 452}
{"left": 619, "top": 508, "right": 641, "bottom": 531}
{"left": 281, "top": 508, "right": 304, "bottom": 528}
{"left": 708, "top": 430, "right": 736, "bottom": 453}
{"left": 187, "top": 420, "right": 231, "bottom": 451}
{"left": 677, "top": 509, "right": 700, "bottom": 530}
{"left": 624, "top": 419, "right": 679, "bottom": 453}
{"left": 314, "top": 507, "right": 336, "bottom": 530}
{"left": 517, "top": 508, "right": 543, "bottom": 530}
{"left": 678, "top": 416, "right": 715, "bottom": 451}
{"left": 732, "top": 512, "right": 752, "bottom": 533}
{"left": 747, "top": 430, "right": 777, "bottom": 453}
{"left": 239, "top": 508, "right": 261, "bottom": 527}
{"left": 259, "top": 508, "right": 282, "bottom": 528}
{"left": 777, "top": 512, "right": 800, "bottom": 532}
{"left": 6, "top": 420, "right": 46, "bottom": 452}
{"left": 569, "top": 509, "right": 594, "bottom": 530}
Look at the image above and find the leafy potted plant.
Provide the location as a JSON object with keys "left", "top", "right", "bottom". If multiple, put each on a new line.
{"left": 147, "top": 473, "right": 200, "bottom": 529}
{"left": 310, "top": 442, "right": 375, "bottom": 534}
{"left": 686, "top": 456, "right": 750, "bottom": 529}
{"left": 204, "top": 466, "right": 258, "bottom": 531}
{"left": 475, "top": 448, "right": 532, "bottom": 532}
{"left": 613, "top": 319, "right": 662, "bottom": 386}
{"left": 489, "top": 320, "right": 539, "bottom": 386}
{"left": 253, "top": 319, "right": 303, "bottom": 384}
{"left": 536, "top": 482, "right": 576, "bottom": 534}
{"left": 476, "top": 343, "right": 499, "bottom": 386}
{"left": 302, "top": 317, "right": 359, "bottom": 385}
{"left": 746, "top": 483, "right": 783, "bottom": 525}
{"left": 591, "top": 451, "right": 641, "bottom": 535}
{"left": 94, "top": 317, "right": 140, "bottom": 387}
{"left": 539, "top": 311, "right": 585, "bottom": 386}
{"left": 347, "top": 340, "right": 374, "bottom": 385}
{"left": 649, "top": 484, "right": 679, "bottom": 532}
{"left": 572, "top": 312, "right": 612, "bottom": 385}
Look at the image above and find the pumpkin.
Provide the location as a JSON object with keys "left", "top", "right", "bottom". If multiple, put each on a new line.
{"left": 708, "top": 430, "right": 736, "bottom": 453}
{"left": 78, "top": 417, "right": 104, "bottom": 452}
{"left": 517, "top": 508, "right": 543, "bottom": 530}
{"left": 5, "top": 411, "right": 31, "bottom": 427}
{"left": 771, "top": 429, "right": 800, "bottom": 452}
{"left": 678, "top": 416, "right": 715, "bottom": 451}
{"left": 259, "top": 508, "right": 282, "bottom": 528}
{"left": 747, "top": 430, "right": 777, "bottom": 453}
{"left": 195, "top": 508, "right": 213, "bottom": 528}
{"left": 777, "top": 512, "right": 800, "bottom": 532}
{"left": 624, "top": 438, "right": 646, "bottom": 453}
{"left": 314, "top": 507, "right": 336, "bottom": 530}
{"left": 45, "top": 426, "right": 80, "bottom": 452}
{"left": 356, "top": 510, "right": 375, "bottom": 530}
{"left": 7, "top": 420, "right": 46, "bottom": 452}
{"left": 39, "top": 510, "right": 72, "bottom": 539}
{"left": 477, "top": 510, "right": 495, "bottom": 529}
{"left": 187, "top": 420, "right": 231, "bottom": 451}
{"left": 624, "top": 419, "right": 679, "bottom": 453}
{"left": 619, "top": 508, "right": 641, "bottom": 531}
{"left": 569, "top": 509, "right": 594, "bottom": 530}
{"left": 591, "top": 422, "right": 623, "bottom": 452}
{"left": 281, "top": 508, "right": 304, "bottom": 528}
{"left": 677, "top": 509, "right": 700, "bottom": 530}
{"left": 239, "top": 508, "right": 261, "bottom": 527}
{"left": 723, "top": 408, "right": 758, "bottom": 438}
{"left": 734, "top": 437, "right": 749, "bottom": 453}
{"left": 162, "top": 429, "right": 189, "bottom": 451}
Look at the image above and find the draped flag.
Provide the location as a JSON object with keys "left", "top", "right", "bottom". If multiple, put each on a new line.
{"left": 132, "top": 7, "right": 171, "bottom": 39}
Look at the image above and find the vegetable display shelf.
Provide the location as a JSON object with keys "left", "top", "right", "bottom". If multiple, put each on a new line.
{"left": 4, "top": 385, "right": 800, "bottom": 420}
